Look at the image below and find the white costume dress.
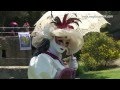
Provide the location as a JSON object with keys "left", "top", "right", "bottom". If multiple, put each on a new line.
{"left": 28, "top": 51, "right": 78, "bottom": 79}
{"left": 28, "top": 53, "right": 63, "bottom": 79}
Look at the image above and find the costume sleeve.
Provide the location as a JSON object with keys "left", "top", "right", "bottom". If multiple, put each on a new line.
{"left": 54, "top": 68, "right": 76, "bottom": 79}
{"left": 28, "top": 54, "right": 57, "bottom": 79}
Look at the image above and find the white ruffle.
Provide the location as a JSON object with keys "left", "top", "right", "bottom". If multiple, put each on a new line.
{"left": 28, "top": 53, "right": 65, "bottom": 79}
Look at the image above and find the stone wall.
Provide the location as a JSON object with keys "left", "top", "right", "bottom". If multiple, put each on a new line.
{"left": 0, "top": 36, "right": 33, "bottom": 66}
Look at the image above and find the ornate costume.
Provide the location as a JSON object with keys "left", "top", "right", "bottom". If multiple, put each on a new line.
{"left": 28, "top": 11, "right": 109, "bottom": 79}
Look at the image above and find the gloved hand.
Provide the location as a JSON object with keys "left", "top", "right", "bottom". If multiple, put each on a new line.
{"left": 69, "top": 55, "right": 78, "bottom": 70}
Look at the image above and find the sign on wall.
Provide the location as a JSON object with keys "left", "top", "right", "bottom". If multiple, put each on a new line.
{"left": 18, "top": 32, "right": 31, "bottom": 50}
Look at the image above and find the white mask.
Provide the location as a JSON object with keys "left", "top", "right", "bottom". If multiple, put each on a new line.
{"left": 50, "top": 39, "right": 66, "bottom": 53}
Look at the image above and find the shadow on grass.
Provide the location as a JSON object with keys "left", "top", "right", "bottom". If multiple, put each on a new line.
{"left": 78, "top": 65, "right": 120, "bottom": 79}
{"left": 79, "top": 72, "right": 109, "bottom": 79}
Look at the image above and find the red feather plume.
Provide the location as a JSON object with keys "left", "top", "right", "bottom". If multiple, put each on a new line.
{"left": 51, "top": 14, "right": 81, "bottom": 29}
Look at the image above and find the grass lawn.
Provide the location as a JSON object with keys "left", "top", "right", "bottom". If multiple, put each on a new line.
{"left": 79, "top": 67, "right": 120, "bottom": 79}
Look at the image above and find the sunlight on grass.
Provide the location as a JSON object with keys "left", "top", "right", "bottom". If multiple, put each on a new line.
{"left": 79, "top": 68, "right": 120, "bottom": 79}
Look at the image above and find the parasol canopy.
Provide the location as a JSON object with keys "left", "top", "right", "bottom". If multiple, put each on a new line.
{"left": 31, "top": 11, "right": 110, "bottom": 55}
{"left": 33, "top": 11, "right": 110, "bottom": 37}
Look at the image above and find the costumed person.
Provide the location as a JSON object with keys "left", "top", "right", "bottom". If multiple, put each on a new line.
{"left": 23, "top": 21, "right": 30, "bottom": 32}
{"left": 28, "top": 11, "right": 109, "bottom": 79}
{"left": 9, "top": 21, "right": 18, "bottom": 36}
{"left": 28, "top": 11, "right": 108, "bottom": 79}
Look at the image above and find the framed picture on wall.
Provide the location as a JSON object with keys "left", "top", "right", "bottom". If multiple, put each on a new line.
{"left": 18, "top": 32, "right": 31, "bottom": 50}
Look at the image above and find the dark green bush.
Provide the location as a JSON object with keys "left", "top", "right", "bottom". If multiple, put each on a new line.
{"left": 78, "top": 32, "right": 120, "bottom": 71}
{"left": 80, "top": 53, "right": 100, "bottom": 71}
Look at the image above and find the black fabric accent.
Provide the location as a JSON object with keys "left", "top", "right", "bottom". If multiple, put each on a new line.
{"left": 33, "top": 38, "right": 50, "bottom": 56}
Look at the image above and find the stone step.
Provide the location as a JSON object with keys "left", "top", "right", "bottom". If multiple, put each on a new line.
{"left": 0, "top": 58, "right": 30, "bottom": 66}
{"left": 0, "top": 66, "right": 28, "bottom": 79}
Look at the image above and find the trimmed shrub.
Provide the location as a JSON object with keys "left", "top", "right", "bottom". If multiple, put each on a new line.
{"left": 78, "top": 32, "right": 120, "bottom": 71}
{"left": 80, "top": 53, "right": 100, "bottom": 71}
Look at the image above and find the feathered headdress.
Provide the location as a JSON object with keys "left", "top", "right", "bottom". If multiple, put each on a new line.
{"left": 51, "top": 14, "right": 81, "bottom": 29}
{"left": 32, "top": 12, "right": 84, "bottom": 55}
